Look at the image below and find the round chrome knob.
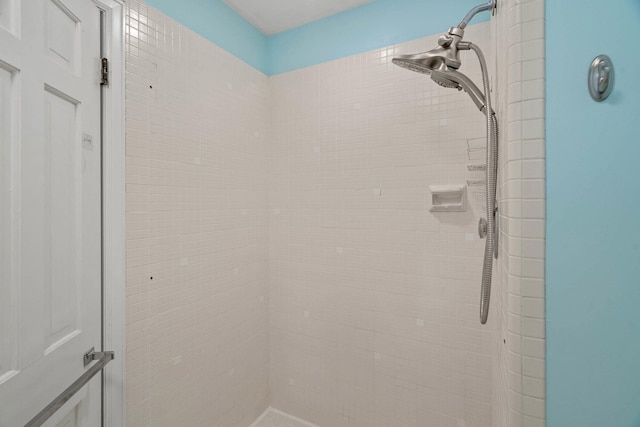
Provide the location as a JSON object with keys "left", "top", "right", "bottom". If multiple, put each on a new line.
{"left": 478, "top": 218, "right": 487, "bottom": 238}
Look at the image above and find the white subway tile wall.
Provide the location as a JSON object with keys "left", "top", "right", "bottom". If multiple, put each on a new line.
{"left": 269, "top": 24, "right": 497, "bottom": 427}
{"left": 493, "top": 0, "right": 546, "bottom": 426}
{"left": 124, "top": 1, "right": 546, "bottom": 426}
{"left": 125, "top": 1, "right": 270, "bottom": 425}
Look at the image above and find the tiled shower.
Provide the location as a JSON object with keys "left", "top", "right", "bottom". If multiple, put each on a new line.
{"left": 124, "top": 0, "right": 545, "bottom": 426}
{"left": 269, "top": 25, "right": 493, "bottom": 427}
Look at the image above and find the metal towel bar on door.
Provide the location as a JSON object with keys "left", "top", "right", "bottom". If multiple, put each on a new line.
{"left": 24, "top": 349, "right": 115, "bottom": 427}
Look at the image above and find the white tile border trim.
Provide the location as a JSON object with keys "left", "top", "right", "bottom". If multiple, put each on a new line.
{"left": 99, "top": 0, "right": 126, "bottom": 425}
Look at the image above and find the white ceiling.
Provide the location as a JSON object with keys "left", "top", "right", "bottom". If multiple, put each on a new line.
{"left": 223, "top": 0, "right": 374, "bottom": 36}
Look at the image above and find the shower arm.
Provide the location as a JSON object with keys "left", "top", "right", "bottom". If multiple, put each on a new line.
{"left": 438, "top": 1, "right": 497, "bottom": 67}
{"left": 457, "top": 0, "right": 497, "bottom": 30}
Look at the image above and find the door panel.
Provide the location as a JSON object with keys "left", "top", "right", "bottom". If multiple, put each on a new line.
{"left": 45, "top": 86, "right": 81, "bottom": 353}
{"left": 46, "top": 0, "right": 80, "bottom": 73}
{"left": 0, "top": 0, "right": 19, "bottom": 36}
{"left": 0, "top": 0, "right": 102, "bottom": 425}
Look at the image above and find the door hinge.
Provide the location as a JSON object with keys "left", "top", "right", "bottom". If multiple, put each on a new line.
{"left": 100, "top": 57, "right": 109, "bottom": 86}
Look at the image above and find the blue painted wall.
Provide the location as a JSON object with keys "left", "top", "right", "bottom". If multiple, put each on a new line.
{"left": 145, "top": 0, "right": 268, "bottom": 73}
{"left": 144, "top": 0, "right": 487, "bottom": 75}
{"left": 267, "top": 0, "right": 487, "bottom": 75}
{"left": 546, "top": 1, "right": 640, "bottom": 426}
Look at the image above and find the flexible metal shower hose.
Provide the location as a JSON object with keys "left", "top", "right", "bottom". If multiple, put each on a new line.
{"left": 470, "top": 43, "right": 498, "bottom": 325}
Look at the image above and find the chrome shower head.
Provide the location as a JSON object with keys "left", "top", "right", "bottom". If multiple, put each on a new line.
{"left": 392, "top": 1, "right": 497, "bottom": 112}
{"left": 428, "top": 69, "right": 462, "bottom": 89}
{"left": 393, "top": 49, "right": 486, "bottom": 110}
{"left": 392, "top": 37, "right": 463, "bottom": 76}
{"left": 391, "top": 55, "right": 442, "bottom": 75}
{"left": 430, "top": 69, "right": 486, "bottom": 110}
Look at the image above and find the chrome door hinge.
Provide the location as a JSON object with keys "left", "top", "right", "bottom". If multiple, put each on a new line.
{"left": 100, "top": 57, "right": 109, "bottom": 86}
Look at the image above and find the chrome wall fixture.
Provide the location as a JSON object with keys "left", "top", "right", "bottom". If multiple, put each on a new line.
{"left": 589, "top": 55, "right": 614, "bottom": 102}
{"left": 392, "top": 0, "right": 498, "bottom": 324}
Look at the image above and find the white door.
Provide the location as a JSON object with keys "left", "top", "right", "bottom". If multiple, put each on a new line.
{"left": 0, "top": 0, "right": 103, "bottom": 425}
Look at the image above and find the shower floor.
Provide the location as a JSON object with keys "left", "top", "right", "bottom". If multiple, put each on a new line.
{"left": 251, "top": 408, "right": 317, "bottom": 427}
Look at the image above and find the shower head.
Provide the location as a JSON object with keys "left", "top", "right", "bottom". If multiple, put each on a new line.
{"left": 392, "top": 29, "right": 473, "bottom": 94}
{"left": 392, "top": 28, "right": 467, "bottom": 74}
{"left": 429, "top": 69, "right": 462, "bottom": 89}
{"left": 392, "top": 0, "right": 496, "bottom": 112}
{"left": 392, "top": 46, "right": 487, "bottom": 111}
{"left": 391, "top": 0, "right": 496, "bottom": 75}
{"left": 392, "top": 42, "right": 462, "bottom": 76}
{"left": 431, "top": 69, "right": 486, "bottom": 111}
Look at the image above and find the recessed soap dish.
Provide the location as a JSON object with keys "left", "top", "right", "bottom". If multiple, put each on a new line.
{"left": 429, "top": 185, "right": 467, "bottom": 212}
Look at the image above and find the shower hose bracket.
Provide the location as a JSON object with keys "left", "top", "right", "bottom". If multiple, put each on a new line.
{"left": 478, "top": 218, "right": 487, "bottom": 239}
